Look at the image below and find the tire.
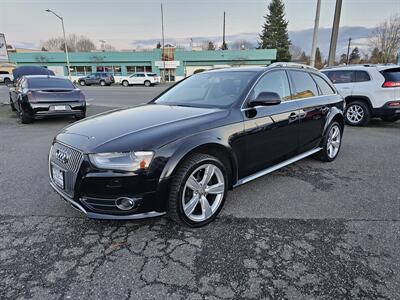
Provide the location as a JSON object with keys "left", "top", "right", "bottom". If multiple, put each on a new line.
{"left": 122, "top": 80, "right": 129, "bottom": 87}
{"left": 144, "top": 80, "right": 151, "bottom": 87}
{"left": 79, "top": 80, "right": 86, "bottom": 86}
{"left": 4, "top": 78, "right": 11, "bottom": 85}
{"left": 381, "top": 115, "right": 400, "bottom": 122}
{"left": 20, "top": 109, "right": 33, "bottom": 124}
{"left": 168, "top": 153, "right": 228, "bottom": 227}
{"left": 316, "top": 121, "right": 342, "bottom": 162}
{"left": 344, "top": 101, "right": 370, "bottom": 126}
{"left": 100, "top": 80, "right": 106, "bottom": 86}
{"left": 10, "top": 100, "right": 16, "bottom": 111}
{"left": 75, "top": 113, "right": 86, "bottom": 120}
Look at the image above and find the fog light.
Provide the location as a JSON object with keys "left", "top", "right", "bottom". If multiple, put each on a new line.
{"left": 115, "top": 197, "right": 136, "bottom": 210}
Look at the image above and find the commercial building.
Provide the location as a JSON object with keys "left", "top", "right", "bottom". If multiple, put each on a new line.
{"left": 8, "top": 48, "right": 276, "bottom": 82}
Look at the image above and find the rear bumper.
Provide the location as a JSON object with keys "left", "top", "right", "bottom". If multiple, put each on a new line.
{"left": 372, "top": 102, "right": 400, "bottom": 117}
{"left": 24, "top": 101, "right": 86, "bottom": 118}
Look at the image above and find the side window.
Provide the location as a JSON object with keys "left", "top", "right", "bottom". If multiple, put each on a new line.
{"left": 311, "top": 74, "right": 335, "bottom": 95}
{"left": 251, "top": 70, "right": 291, "bottom": 102}
{"left": 324, "top": 70, "right": 354, "bottom": 84}
{"left": 355, "top": 71, "right": 370, "bottom": 82}
{"left": 130, "top": 74, "right": 137, "bottom": 78}
{"left": 289, "top": 71, "right": 319, "bottom": 99}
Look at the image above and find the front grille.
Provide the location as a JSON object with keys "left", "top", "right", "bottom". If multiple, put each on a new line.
{"left": 49, "top": 142, "right": 83, "bottom": 197}
{"left": 50, "top": 142, "right": 83, "bottom": 173}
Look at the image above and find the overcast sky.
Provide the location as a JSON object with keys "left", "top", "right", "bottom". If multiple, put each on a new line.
{"left": 1, "top": 0, "right": 399, "bottom": 49}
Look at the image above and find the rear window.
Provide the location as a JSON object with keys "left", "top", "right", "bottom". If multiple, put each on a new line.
{"left": 322, "top": 70, "right": 354, "bottom": 84}
{"left": 28, "top": 78, "right": 75, "bottom": 89}
{"left": 381, "top": 68, "right": 400, "bottom": 82}
{"left": 147, "top": 73, "right": 157, "bottom": 77}
{"left": 355, "top": 71, "right": 371, "bottom": 82}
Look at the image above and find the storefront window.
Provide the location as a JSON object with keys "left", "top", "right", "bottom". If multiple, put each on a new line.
{"left": 126, "top": 66, "right": 151, "bottom": 74}
{"left": 136, "top": 66, "right": 145, "bottom": 72}
{"left": 69, "top": 66, "right": 92, "bottom": 76}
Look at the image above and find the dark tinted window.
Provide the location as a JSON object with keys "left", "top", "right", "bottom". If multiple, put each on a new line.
{"left": 28, "top": 78, "right": 75, "bottom": 89}
{"left": 0, "top": 71, "right": 9, "bottom": 74}
{"left": 147, "top": 73, "right": 157, "bottom": 77}
{"left": 381, "top": 68, "right": 400, "bottom": 81}
{"left": 311, "top": 74, "right": 335, "bottom": 95}
{"left": 289, "top": 71, "right": 319, "bottom": 99}
{"left": 137, "top": 74, "right": 145, "bottom": 77}
{"left": 355, "top": 71, "right": 370, "bottom": 82}
{"left": 322, "top": 70, "right": 354, "bottom": 84}
{"left": 251, "top": 70, "right": 291, "bottom": 101}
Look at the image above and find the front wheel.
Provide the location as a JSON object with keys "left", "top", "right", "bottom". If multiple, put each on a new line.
{"left": 168, "top": 154, "right": 228, "bottom": 227}
{"left": 79, "top": 80, "right": 86, "bottom": 86}
{"left": 316, "top": 121, "right": 342, "bottom": 162}
{"left": 144, "top": 80, "right": 151, "bottom": 87}
{"left": 345, "top": 101, "right": 370, "bottom": 126}
{"left": 122, "top": 80, "right": 129, "bottom": 87}
{"left": 100, "top": 80, "right": 106, "bottom": 86}
{"left": 20, "top": 109, "right": 33, "bottom": 124}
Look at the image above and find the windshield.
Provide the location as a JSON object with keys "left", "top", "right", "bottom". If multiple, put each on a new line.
{"left": 154, "top": 71, "right": 257, "bottom": 108}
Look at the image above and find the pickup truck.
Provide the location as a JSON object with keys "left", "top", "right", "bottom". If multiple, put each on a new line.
{"left": 0, "top": 71, "right": 13, "bottom": 85}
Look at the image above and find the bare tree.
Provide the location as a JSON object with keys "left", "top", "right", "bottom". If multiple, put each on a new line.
{"left": 370, "top": 14, "right": 400, "bottom": 63}
{"left": 41, "top": 34, "right": 98, "bottom": 52}
{"left": 289, "top": 44, "right": 303, "bottom": 60}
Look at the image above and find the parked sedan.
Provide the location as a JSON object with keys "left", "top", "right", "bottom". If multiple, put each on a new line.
{"left": 121, "top": 72, "right": 159, "bottom": 87}
{"left": 78, "top": 73, "right": 114, "bottom": 86}
{"left": 49, "top": 63, "right": 344, "bottom": 227}
{"left": 9, "top": 75, "right": 86, "bottom": 124}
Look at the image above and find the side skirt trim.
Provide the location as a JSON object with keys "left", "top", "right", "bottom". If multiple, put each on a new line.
{"left": 234, "top": 147, "right": 322, "bottom": 187}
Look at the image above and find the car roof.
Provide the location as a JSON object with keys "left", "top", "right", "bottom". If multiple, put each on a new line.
{"left": 24, "top": 75, "right": 68, "bottom": 80}
{"left": 322, "top": 64, "right": 399, "bottom": 72}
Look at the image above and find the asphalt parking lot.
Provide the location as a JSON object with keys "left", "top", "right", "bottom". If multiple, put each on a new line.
{"left": 0, "top": 85, "right": 399, "bottom": 299}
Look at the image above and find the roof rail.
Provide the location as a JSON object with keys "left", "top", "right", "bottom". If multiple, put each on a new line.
{"left": 323, "top": 63, "right": 398, "bottom": 70}
{"left": 268, "top": 62, "right": 318, "bottom": 71}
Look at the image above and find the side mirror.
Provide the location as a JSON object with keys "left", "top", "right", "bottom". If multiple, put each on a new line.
{"left": 249, "top": 92, "right": 282, "bottom": 107}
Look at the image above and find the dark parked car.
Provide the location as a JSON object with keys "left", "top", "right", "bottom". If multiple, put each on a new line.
{"left": 12, "top": 66, "right": 55, "bottom": 83}
{"left": 49, "top": 63, "right": 344, "bottom": 227}
{"left": 10, "top": 75, "right": 86, "bottom": 123}
{"left": 78, "top": 73, "right": 114, "bottom": 86}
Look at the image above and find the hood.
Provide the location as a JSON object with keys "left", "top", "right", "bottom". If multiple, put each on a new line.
{"left": 56, "top": 104, "right": 228, "bottom": 153}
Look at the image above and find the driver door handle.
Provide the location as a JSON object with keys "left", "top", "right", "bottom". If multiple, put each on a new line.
{"left": 289, "top": 112, "right": 298, "bottom": 120}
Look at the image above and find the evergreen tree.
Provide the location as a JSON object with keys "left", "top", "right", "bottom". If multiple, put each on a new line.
{"left": 339, "top": 53, "right": 347, "bottom": 64}
{"left": 369, "top": 47, "right": 382, "bottom": 64}
{"left": 350, "top": 47, "right": 361, "bottom": 64}
{"left": 259, "top": 0, "right": 291, "bottom": 61}
{"left": 315, "top": 47, "right": 323, "bottom": 69}
{"left": 220, "top": 42, "right": 228, "bottom": 50}
{"left": 299, "top": 51, "right": 309, "bottom": 64}
{"left": 156, "top": 42, "right": 161, "bottom": 49}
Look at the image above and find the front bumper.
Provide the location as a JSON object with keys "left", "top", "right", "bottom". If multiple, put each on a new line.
{"left": 48, "top": 141, "right": 169, "bottom": 220}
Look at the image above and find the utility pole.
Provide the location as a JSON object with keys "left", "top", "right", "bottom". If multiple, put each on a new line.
{"left": 45, "top": 9, "right": 71, "bottom": 80}
{"left": 222, "top": 11, "right": 226, "bottom": 50}
{"left": 328, "top": 0, "right": 342, "bottom": 66}
{"left": 346, "top": 37, "right": 352, "bottom": 64}
{"left": 310, "top": 0, "right": 321, "bottom": 67}
{"left": 160, "top": 3, "right": 165, "bottom": 82}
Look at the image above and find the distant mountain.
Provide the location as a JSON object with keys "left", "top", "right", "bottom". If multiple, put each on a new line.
{"left": 130, "top": 26, "right": 375, "bottom": 58}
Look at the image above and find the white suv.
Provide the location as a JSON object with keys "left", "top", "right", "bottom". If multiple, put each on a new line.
{"left": 322, "top": 65, "right": 400, "bottom": 126}
{"left": 121, "top": 72, "right": 159, "bottom": 87}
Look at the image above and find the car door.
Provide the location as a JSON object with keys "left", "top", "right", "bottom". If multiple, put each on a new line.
{"left": 10, "top": 78, "right": 23, "bottom": 109}
{"left": 288, "top": 70, "right": 330, "bottom": 152}
{"left": 129, "top": 74, "right": 139, "bottom": 85}
{"left": 241, "top": 70, "right": 300, "bottom": 177}
{"left": 137, "top": 73, "right": 146, "bottom": 84}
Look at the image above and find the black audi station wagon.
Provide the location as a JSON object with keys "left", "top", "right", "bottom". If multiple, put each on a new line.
{"left": 49, "top": 63, "right": 344, "bottom": 227}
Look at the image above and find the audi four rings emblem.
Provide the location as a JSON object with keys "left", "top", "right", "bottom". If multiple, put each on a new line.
{"left": 56, "top": 149, "right": 70, "bottom": 164}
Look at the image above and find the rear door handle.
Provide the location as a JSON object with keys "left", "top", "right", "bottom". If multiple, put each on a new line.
{"left": 289, "top": 112, "right": 298, "bottom": 120}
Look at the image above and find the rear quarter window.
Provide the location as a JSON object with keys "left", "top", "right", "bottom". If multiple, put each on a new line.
{"left": 289, "top": 70, "right": 319, "bottom": 99}
{"left": 355, "top": 71, "right": 371, "bottom": 82}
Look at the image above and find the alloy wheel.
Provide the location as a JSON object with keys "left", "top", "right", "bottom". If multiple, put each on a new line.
{"left": 182, "top": 163, "right": 225, "bottom": 222}
{"left": 327, "top": 124, "right": 341, "bottom": 159}
{"left": 346, "top": 104, "right": 364, "bottom": 124}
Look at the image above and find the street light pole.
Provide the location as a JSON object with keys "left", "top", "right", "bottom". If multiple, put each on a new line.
{"left": 45, "top": 9, "right": 71, "bottom": 80}
{"left": 310, "top": 0, "right": 321, "bottom": 67}
{"left": 327, "top": 0, "right": 343, "bottom": 66}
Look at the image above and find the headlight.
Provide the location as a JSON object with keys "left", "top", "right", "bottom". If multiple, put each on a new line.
{"left": 89, "top": 151, "right": 154, "bottom": 171}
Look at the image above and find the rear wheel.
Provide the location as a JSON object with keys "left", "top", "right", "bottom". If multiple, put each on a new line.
{"left": 19, "top": 109, "right": 33, "bottom": 124}
{"left": 122, "top": 80, "right": 129, "bottom": 87}
{"left": 100, "top": 80, "right": 106, "bottom": 86}
{"left": 381, "top": 115, "right": 400, "bottom": 122}
{"left": 168, "top": 154, "right": 228, "bottom": 227}
{"left": 4, "top": 78, "right": 11, "bottom": 85}
{"left": 316, "top": 121, "right": 342, "bottom": 162}
{"left": 344, "top": 101, "right": 370, "bottom": 126}
{"left": 79, "top": 80, "right": 86, "bottom": 86}
{"left": 144, "top": 80, "right": 151, "bottom": 87}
